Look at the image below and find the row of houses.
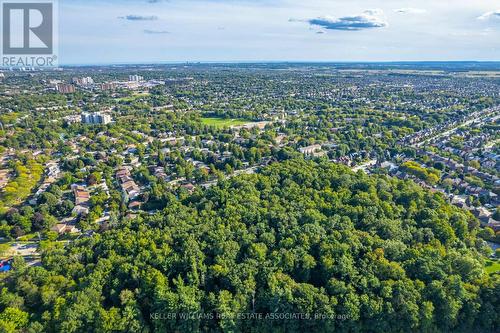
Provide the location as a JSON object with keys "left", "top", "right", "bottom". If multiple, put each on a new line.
{"left": 419, "top": 150, "right": 499, "bottom": 203}
{"left": 71, "top": 184, "right": 90, "bottom": 216}
{"left": 116, "top": 167, "right": 141, "bottom": 209}
{"left": 471, "top": 206, "right": 500, "bottom": 232}
{"left": 29, "top": 162, "right": 61, "bottom": 205}
{"left": 0, "top": 169, "right": 10, "bottom": 189}
{"left": 51, "top": 222, "right": 80, "bottom": 234}
{"left": 388, "top": 166, "right": 500, "bottom": 231}
{"left": 299, "top": 144, "right": 326, "bottom": 158}
{"left": 49, "top": 183, "right": 86, "bottom": 235}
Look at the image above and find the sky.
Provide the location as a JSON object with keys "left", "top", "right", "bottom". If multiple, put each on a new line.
{"left": 58, "top": 0, "right": 500, "bottom": 64}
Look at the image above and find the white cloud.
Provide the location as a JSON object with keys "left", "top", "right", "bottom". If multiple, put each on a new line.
{"left": 118, "top": 15, "right": 158, "bottom": 21}
{"left": 144, "top": 29, "right": 170, "bottom": 34}
{"left": 394, "top": 8, "right": 427, "bottom": 15}
{"left": 307, "top": 9, "right": 388, "bottom": 31}
{"left": 478, "top": 10, "right": 500, "bottom": 20}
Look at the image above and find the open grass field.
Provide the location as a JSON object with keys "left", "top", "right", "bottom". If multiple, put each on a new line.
{"left": 200, "top": 117, "right": 250, "bottom": 128}
{"left": 484, "top": 259, "right": 500, "bottom": 274}
{"left": 116, "top": 92, "right": 150, "bottom": 102}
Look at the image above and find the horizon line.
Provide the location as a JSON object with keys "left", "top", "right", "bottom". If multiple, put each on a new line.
{"left": 59, "top": 60, "right": 500, "bottom": 67}
{"left": 4, "top": 60, "right": 500, "bottom": 70}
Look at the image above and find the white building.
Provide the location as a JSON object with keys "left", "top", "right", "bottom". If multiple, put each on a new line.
{"left": 129, "top": 75, "right": 144, "bottom": 82}
{"left": 81, "top": 112, "right": 112, "bottom": 125}
{"left": 72, "top": 77, "right": 94, "bottom": 86}
{"left": 299, "top": 144, "right": 325, "bottom": 157}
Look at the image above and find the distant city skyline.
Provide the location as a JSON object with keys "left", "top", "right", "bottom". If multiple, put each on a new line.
{"left": 60, "top": 0, "right": 500, "bottom": 64}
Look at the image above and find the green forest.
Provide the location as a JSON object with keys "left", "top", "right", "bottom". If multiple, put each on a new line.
{"left": 0, "top": 159, "right": 498, "bottom": 332}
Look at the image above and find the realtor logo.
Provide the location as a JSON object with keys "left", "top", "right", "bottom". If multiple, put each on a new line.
{"left": 1, "top": 0, "right": 57, "bottom": 67}
{"left": 3, "top": 2, "right": 52, "bottom": 54}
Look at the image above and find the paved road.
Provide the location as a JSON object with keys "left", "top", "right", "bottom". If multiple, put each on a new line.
{"left": 8, "top": 242, "right": 39, "bottom": 257}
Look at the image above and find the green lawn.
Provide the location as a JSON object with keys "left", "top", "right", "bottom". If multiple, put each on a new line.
{"left": 484, "top": 259, "right": 500, "bottom": 274}
{"left": 200, "top": 117, "right": 250, "bottom": 128}
{"left": 116, "top": 92, "right": 150, "bottom": 102}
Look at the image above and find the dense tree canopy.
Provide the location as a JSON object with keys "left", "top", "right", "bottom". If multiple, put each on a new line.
{"left": 0, "top": 159, "right": 498, "bottom": 332}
